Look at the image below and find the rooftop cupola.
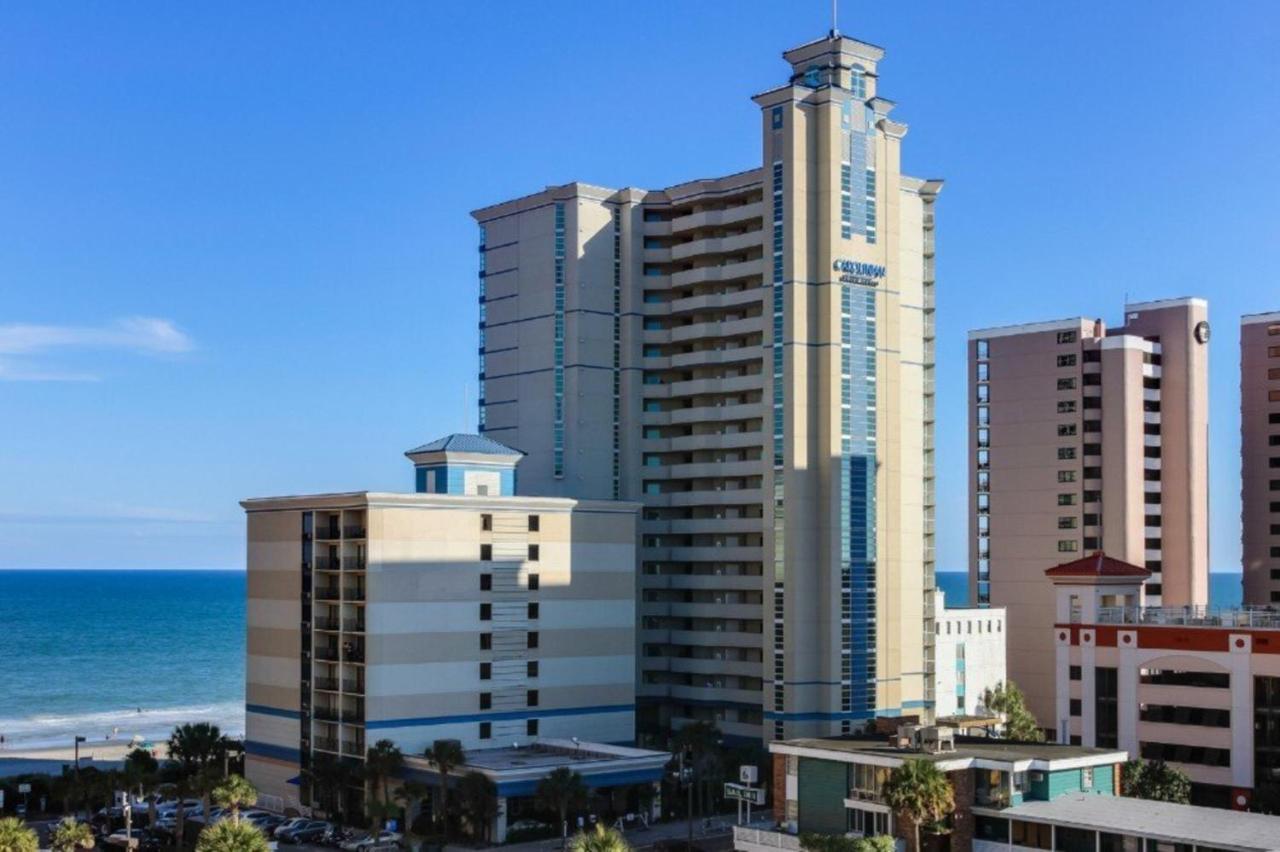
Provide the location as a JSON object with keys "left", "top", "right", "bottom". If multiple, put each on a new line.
{"left": 404, "top": 433, "right": 524, "bottom": 497}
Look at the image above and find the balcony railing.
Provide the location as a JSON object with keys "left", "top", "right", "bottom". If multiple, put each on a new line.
{"left": 343, "top": 526, "right": 367, "bottom": 539}
{"left": 1091, "top": 605, "right": 1280, "bottom": 629}
{"left": 316, "top": 587, "right": 341, "bottom": 601}
{"left": 315, "top": 558, "right": 341, "bottom": 571}
{"left": 316, "top": 529, "right": 341, "bottom": 541}
{"left": 314, "top": 617, "right": 341, "bottom": 631}
{"left": 315, "top": 678, "right": 340, "bottom": 692}
{"left": 313, "top": 707, "right": 340, "bottom": 722}
{"left": 314, "top": 737, "right": 340, "bottom": 753}
{"left": 342, "top": 709, "right": 365, "bottom": 724}
{"left": 343, "top": 680, "right": 364, "bottom": 694}
{"left": 343, "top": 588, "right": 366, "bottom": 601}
{"left": 344, "top": 647, "right": 365, "bottom": 663}
{"left": 314, "top": 647, "right": 340, "bottom": 661}
{"left": 343, "top": 619, "right": 366, "bottom": 632}
{"left": 734, "top": 827, "right": 800, "bottom": 852}
{"left": 342, "top": 740, "right": 365, "bottom": 755}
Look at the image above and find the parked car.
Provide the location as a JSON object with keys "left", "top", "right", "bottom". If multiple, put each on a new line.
{"left": 339, "top": 830, "right": 402, "bottom": 852}
{"left": 278, "top": 820, "right": 331, "bottom": 844}
{"left": 106, "top": 828, "right": 162, "bottom": 850}
{"left": 273, "top": 818, "right": 311, "bottom": 839}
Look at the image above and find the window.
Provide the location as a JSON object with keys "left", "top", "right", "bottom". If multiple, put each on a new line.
{"left": 528, "top": 602, "right": 540, "bottom": 619}
{"left": 977, "top": 363, "right": 990, "bottom": 381}
{"left": 480, "top": 573, "right": 492, "bottom": 591}
{"left": 527, "top": 660, "right": 539, "bottom": 678}
{"left": 771, "top": 106, "right": 784, "bottom": 129}
{"left": 479, "top": 721, "right": 491, "bottom": 739}
{"left": 1058, "top": 447, "right": 1076, "bottom": 460}
{"left": 1059, "top": 516, "right": 1078, "bottom": 529}
{"left": 1057, "top": 377, "right": 1076, "bottom": 390}
{"left": 1083, "top": 349, "right": 1101, "bottom": 363}
{"left": 528, "top": 631, "right": 539, "bottom": 649}
{"left": 1058, "top": 494, "right": 1076, "bottom": 506}
{"left": 1083, "top": 467, "right": 1102, "bottom": 479}
{"left": 977, "top": 384, "right": 990, "bottom": 403}
{"left": 1011, "top": 820, "right": 1052, "bottom": 850}
{"left": 1057, "top": 400, "right": 1077, "bottom": 413}
{"left": 977, "top": 427, "right": 990, "bottom": 447}
{"left": 481, "top": 514, "right": 492, "bottom": 531}
{"left": 1083, "top": 536, "right": 1100, "bottom": 550}
{"left": 1141, "top": 669, "right": 1229, "bottom": 689}
{"left": 528, "top": 574, "right": 540, "bottom": 590}
{"left": 1084, "top": 513, "right": 1099, "bottom": 526}
{"left": 1084, "top": 490, "right": 1101, "bottom": 503}
{"left": 1083, "top": 372, "right": 1101, "bottom": 386}
{"left": 977, "top": 406, "right": 990, "bottom": 425}
{"left": 480, "top": 692, "right": 492, "bottom": 710}
{"left": 1058, "top": 470, "right": 1077, "bottom": 483}
{"left": 528, "top": 514, "right": 540, "bottom": 531}
{"left": 1083, "top": 443, "right": 1101, "bottom": 456}
{"left": 1084, "top": 420, "right": 1102, "bottom": 432}
{"left": 480, "top": 603, "right": 492, "bottom": 621}
{"left": 1270, "top": 346, "right": 1280, "bottom": 358}
{"left": 1070, "top": 698, "right": 1082, "bottom": 716}
{"left": 1069, "top": 665, "right": 1082, "bottom": 681}
{"left": 1057, "top": 354, "right": 1077, "bottom": 367}
{"left": 1081, "top": 768, "right": 1093, "bottom": 789}
{"left": 480, "top": 662, "right": 491, "bottom": 680}
{"left": 480, "top": 544, "right": 492, "bottom": 561}
{"left": 480, "top": 633, "right": 492, "bottom": 650}
{"left": 527, "top": 719, "right": 539, "bottom": 736}
{"left": 527, "top": 690, "right": 539, "bottom": 707}
{"left": 1058, "top": 540, "right": 1079, "bottom": 553}
{"left": 1083, "top": 396, "right": 1101, "bottom": 409}
{"left": 977, "top": 449, "right": 990, "bottom": 468}
{"left": 528, "top": 544, "right": 540, "bottom": 562}
{"left": 1058, "top": 330, "right": 1078, "bottom": 344}
{"left": 1058, "top": 424, "right": 1078, "bottom": 437}
{"left": 976, "top": 339, "right": 989, "bottom": 359}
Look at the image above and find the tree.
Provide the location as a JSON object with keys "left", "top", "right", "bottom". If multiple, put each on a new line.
{"left": 673, "top": 721, "right": 723, "bottom": 817}
{"left": 981, "top": 681, "right": 1045, "bottom": 742}
{"left": 0, "top": 818, "right": 38, "bottom": 852}
{"left": 304, "top": 752, "right": 352, "bottom": 820}
{"left": 568, "top": 824, "right": 629, "bottom": 852}
{"left": 536, "top": 767, "right": 588, "bottom": 846}
{"left": 855, "top": 838, "right": 895, "bottom": 852}
{"left": 194, "top": 765, "right": 223, "bottom": 832}
{"left": 456, "top": 772, "right": 498, "bottom": 843}
{"left": 195, "top": 819, "right": 271, "bottom": 852}
{"left": 49, "top": 818, "right": 94, "bottom": 852}
{"left": 365, "top": 740, "right": 405, "bottom": 829}
{"left": 213, "top": 775, "right": 259, "bottom": 824}
{"left": 425, "top": 739, "right": 465, "bottom": 837}
{"left": 124, "top": 749, "right": 161, "bottom": 826}
{"left": 170, "top": 723, "right": 226, "bottom": 775}
{"left": 1120, "top": 760, "right": 1190, "bottom": 804}
{"left": 801, "top": 835, "right": 896, "bottom": 852}
{"left": 882, "top": 760, "right": 954, "bottom": 852}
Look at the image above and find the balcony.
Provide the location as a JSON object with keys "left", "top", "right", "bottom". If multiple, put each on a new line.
{"left": 316, "top": 529, "right": 341, "bottom": 541}
{"left": 1092, "top": 605, "right": 1280, "bottom": 629}
{"left": 343, "top": 618, "right": 366, "bottom": 632}
{"left": 314, "top": 647, "right": 340, "bottom": 662}
{"left": 313, "top": 707, "right": 340, "bottom": 722}
{"left": 343, "top": 588, "right": 367, "bottom": 602}
{"left": 343, "top": 679, "right": 364, "bottom": 695}
{"left": 341, "top": 740, "right": 365, "bottom": 756}
{"left": 315, "top": 617, "right": 341, "bottom": 631}
{"left": 316, "top": 586, "right": 341, "bottom": 602}
{"left": 342, "top": 708, "right": 365, "bottom": 724}
{"left": 315, "top": 678, "right": 340, "bottom": 692}
{"left": 315, "top": 558, "right": 341, "bottom": 572}
{"left": 343, "top": 526, "right": 367, "bottom": 539}
{"left": 314, "top": 737, "right": 340, "bottom": 753}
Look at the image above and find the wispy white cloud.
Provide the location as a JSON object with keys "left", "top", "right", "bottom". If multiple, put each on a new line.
{"left": 0, "top": 316, "right": 195, "bottom": 381}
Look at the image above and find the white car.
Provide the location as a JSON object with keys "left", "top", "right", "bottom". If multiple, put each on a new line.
{"left": 273, "top": 818, "right": 311, "bottom": 839}
{"left": 105, "top": 828, "right": 147, "bottom": 847}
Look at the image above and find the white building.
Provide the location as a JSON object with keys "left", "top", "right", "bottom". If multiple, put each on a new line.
{"left": 933, "top": 590, "right": 1006, "bottom": 718}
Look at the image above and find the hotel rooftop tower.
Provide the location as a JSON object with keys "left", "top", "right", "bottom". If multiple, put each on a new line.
{"left": 1242, "top": 311, "right": 1280, "bottom": 605}
{"left": 472, "top": 33, "right": 942, "bottom": 742}
{"left": 968, "top": 299, "right": 1210, "bottom": 727}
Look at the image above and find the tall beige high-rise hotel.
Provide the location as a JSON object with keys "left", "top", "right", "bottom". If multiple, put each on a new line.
{"left": 968, "top": 300, "right": 1211, "bottom": 726}
{"left": 473, "top": 33, "right": 942, "bottom": 742}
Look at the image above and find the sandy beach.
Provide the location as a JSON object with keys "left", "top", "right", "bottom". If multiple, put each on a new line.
{"left": 0, "top": 739, "right": 170, "bottom": 778}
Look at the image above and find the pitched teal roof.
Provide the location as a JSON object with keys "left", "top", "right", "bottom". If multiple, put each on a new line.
{"left": 405, "top": 433, "right": 525, "bottom": 457}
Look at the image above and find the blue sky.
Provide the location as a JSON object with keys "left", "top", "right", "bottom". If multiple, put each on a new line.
{"left": 1, "top": 2, "right": 1276, "bottom": 571}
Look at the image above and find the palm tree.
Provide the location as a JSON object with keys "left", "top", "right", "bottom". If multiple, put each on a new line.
{"left": 425, "top": 739, "right": 465, "bottom": 837}
{"left": 0, "top": 818, "right": 38, "bottom": 852}
{"left": 213, "top": 775, "right": 259, "bottom": 824}
{"left": 536, "top": 767, "right": 588, "bottom": 847}
{"left": 170, "top": 723, "right": 225, "bottom": 775}
{"left": 456, "top": 772, "right": 498, "bottom": 843}
{"left": 394, "top": 780, "right": 431, "bottom": 840}
{"left": 49, "top": 818, "right": 94, "bottom": 852}
{"left": 124, "top": 748, "right": 160, "bottom": 825}
{"left": 194, "top": 819, "right": 270, "bottom": 852}
{"left": 569, "top": 824, "right": 629, "bottom": 852}
{"left": 303, "top": 752, "right": 349, "bottom": 820}
{"left": 194, "top": 765, "right": 223, "bottom": 832}
{"left": 881, "top": 760, "right": 954, "bottom": 852}
{"left": 365, "top": 740, "right": 406, "bottom": 828}
{"left": 673, "top": 721, "right": 722, "bottom": 817}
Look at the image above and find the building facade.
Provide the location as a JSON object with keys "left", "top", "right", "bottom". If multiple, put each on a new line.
{"left": 932, "top": 591, "right": 1007, "bottom": 718}
{"left": 1242, "top": 311, "right": 1280, "bottom": 605}
{"left": 968, "top": 299, "right": 1210, "bottom": 726}
{"left": 242, "top": 434, "right": 641, "bottom": 814}
{"left": 734, "top": 729, "right": 1280, "bottom": 852}
{"left": 473, "top": 32, "right": 941, "bottom": 743}
{"left": 1048, "top": 552, "right": 1280, "bottom": 810}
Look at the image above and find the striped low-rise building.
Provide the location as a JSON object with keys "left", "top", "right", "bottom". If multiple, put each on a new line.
{"left": 242, "top": 434, "right": 642, "bottom": 817}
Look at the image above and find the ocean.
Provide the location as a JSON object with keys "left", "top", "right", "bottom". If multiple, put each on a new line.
{"left": 936, "top": 571, "right": 1245, "bottom": 609}
{"left": 0, "top": 568, "right": 1248, "bottom": 752}
{"left": 0, "top": 570, "right": 246, "bottom": 751}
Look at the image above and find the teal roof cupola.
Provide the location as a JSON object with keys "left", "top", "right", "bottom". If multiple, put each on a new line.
{"left": 405, "top": 433, "right": 524, "bottom": 496}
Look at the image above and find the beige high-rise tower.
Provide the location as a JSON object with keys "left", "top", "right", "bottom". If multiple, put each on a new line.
{"left": 1242, "top": 311, "right": 1280, "bottom": 605}
{"left": 968, "top": 299, "right": 1210, "bottom": 727}
{"left": 473, "top": 33, "right": 941, "bottom": 742}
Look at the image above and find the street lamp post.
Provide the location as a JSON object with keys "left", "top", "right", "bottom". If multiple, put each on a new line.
{"left": 74, "top": 735, "right": 87, "bottom": 778}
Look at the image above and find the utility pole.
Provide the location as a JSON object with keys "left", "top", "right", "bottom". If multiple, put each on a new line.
{"left": 74, "top": 736, "right": 87, "bottom": 780}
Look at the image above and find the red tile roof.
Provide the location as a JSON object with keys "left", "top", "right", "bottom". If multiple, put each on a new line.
{"left": 1044, "top": 551, "right": 1150, "bottom": 578}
